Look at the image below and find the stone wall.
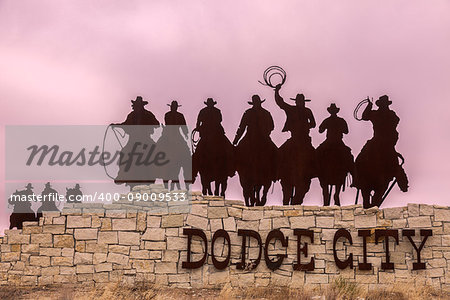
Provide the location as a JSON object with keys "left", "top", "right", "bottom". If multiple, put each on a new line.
{"left": 0, "top": 189, "right": 449, "bottom": 292}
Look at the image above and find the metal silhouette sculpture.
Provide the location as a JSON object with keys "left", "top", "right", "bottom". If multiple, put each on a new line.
{"left": 233, "top": 95, "right": 277, "bottom": 207}
{"left": 159, "top": 100, "right": 192, "bottom": 191}
{"left": 353, "top": 96, "right": 409, "bottom": 208}
{"left": 316, "top": 104, "right": 354, "bottom": 206}
{"left": 8, "top": 183, "right": 37, "bottom": 229}
{"left": 274, "top": 84, "right": 317, "bottom": 205}
{"left": 66, "top": 183, "right": 82, "bottom": 203}
{"left": 37, "top": 182, "right": 60, "bottom": 221}
{"left": 192, "top": 98, "right": 235, "bottom": 197}
{"left": 111, "top": 96, "right": 160, "bottom": 189}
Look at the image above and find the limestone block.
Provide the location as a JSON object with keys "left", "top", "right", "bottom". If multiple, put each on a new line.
{"left": 186, "top": 215, "right": 208, "bottom": 229}
{"left": 161, "top": 215, "right": 184, "bottom": 228}
{"left": 29, "top": 256, "right": 50, "bottom": 267}
{"left": 107, "top": 253, "right": 129, "bottom": 265}
{"left": 51, "top": 256, "right": 73, "bottom": 266}
{"left": 67, "top": 216, "right": 92, "bottom": 228}
{"left": 290, "top": 216, "right": 315, "bottom": 228}
{"left": 54, "top": 235, "right": 75, "bottom": 248}
{"left": 74, "top": 229, "right": 98, "bottom": 240}
{"left": 355, "top": 215, "right": 377, "bottom": 228}
{"left": 43, "top": 225, "right": 66, "bottom": 234}
{"left": 39, "top": 248, "right": 62, "bottom": 257}
{"left": 118, "top": 231, "right": 140, "bottom": 245}
{"left": 74, "top": 252, "right": 93, "bottom": 265}
{"left": 141, "top": 228, "right": 165, "bottom": 241}
{"left": 112, "top": 218, "right": 137, "bottom": 231}
{"left": 408, "top": 216, "right": 432, "bottom": 228}
{"left": 208, "top": 207, "right": 228, "bottom": 219}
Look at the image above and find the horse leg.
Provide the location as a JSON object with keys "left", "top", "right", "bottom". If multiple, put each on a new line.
{"left": 293, "top": 179, "right": 311, "bottom": 205}
{"left": 201, "top": 176, "right": 210, "bottom": 195}
{"left": 255, "top": 185, "right": 262, "bottom": 206}
{"left": 362, "top": 189, "right": 371, "bottom": 209}
{"left": 281, "top": 182, "right": 293, "bottom": 205}
{"left": 220, "top": 179, "right": 227, "bottom": 197}
{"left": 334, "top": 184, "right": 341, "bottom": 206}
{"left": 163, "top": 180, "right": 169, "bottom": 190}
{"left": 171, "top": 180, "right": 180, "bottom": 191}
{"left": 260, "top": 182, "right": 270, "bottom": 206}
{"left": 320, "top": 181, "right": 330, "bottom": 206}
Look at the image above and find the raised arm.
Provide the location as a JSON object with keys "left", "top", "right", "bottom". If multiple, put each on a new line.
{"left": 362, "top": 101, "right": 373, "bottom": 121}
{"left": 274, "top": 84, "right": 289, "bottom": 110}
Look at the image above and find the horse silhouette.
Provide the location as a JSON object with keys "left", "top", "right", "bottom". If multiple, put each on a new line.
{"left": 233, "top": 95, "right": 277, "bottom": 206}
{"left": 192, "top": 98, "right": 235, "bottom": 197}
{"left": 316, "top": 104, "right": 354, "bottom": 206}
{"left": 8, "top": 183, "right": 37, "bottom": 229}
{"left": 353, "top": 96, "right": 408, "bottom": 208}
{"left": 158, "top": 100, "right": 192, "bottom": 191}
{"left": 274, "top": 84, "right": 317, "bottom": 205}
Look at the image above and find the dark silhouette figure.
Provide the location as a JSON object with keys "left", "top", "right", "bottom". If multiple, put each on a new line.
{"left": 353, "top": 95, "right": 408, "bottom": 208}
{"left": 37, "top": 182, "right": 60, "bottom": 221}
{"left": 159, "top": 100, "right": 192, "bottom": 190}
{"left": 8, "top": 183, "right": 37, "bottom": 229}
{"left": 274, "top": 84, "right": 317, "bottom": 205}
{"left": 111, "top": 96, "right": 160, "bottom": 189}
{"left": 233, "top": 95, "right": 277, "bottom": 207}
{"left": 316, "top": 104, "right": 354, "bottom": 206}
{"left": 66, "top": 183, "right": 82, "bottom": 203}
{"left": 192, "top": 98, "right": 235, "bottom": 197}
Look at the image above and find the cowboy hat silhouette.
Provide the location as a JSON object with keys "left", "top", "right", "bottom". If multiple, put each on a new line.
{"left": 290, "top": 93, "right": 311, "bottom": 102}
{"left": 327, "top": 103, "right": 340, "bottom": 114}
{"left": 167, "top": 100, "right": 181, "bottom": 109}
{"left": 131, "top": 96, "right": 148, "bottom": 106}
{"left": 204, "top": 98, "right": 217, "bottom": 106}
{"left": 375, "top": 95, "right": 392, "bottom": 107}
{"left": 248, "top": 95, "right": 265, "bottom": 105}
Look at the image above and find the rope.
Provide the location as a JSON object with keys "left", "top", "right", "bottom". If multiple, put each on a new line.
{"left": 353, "top": 98, "right": 371, "bottom": 121}
{"left": 258, "top": 66, "right": 287, "bottom": 88}
{"left": 191, "top": 129, "right": 200, "bottom": 153}
{"left": 102, "top": 125, "right": 125, "bottom": 180}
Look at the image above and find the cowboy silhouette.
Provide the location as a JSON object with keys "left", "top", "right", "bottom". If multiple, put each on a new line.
{"left": 111, "top": 96, "right": 161, "bottom": 188}
{"left": 8, "top": 183, "right": 37, "bottom": 229}
{"left": 37, "top": 182, "right": 60, "bottom": 220}
{"left": 316, "top": 103, "right": 354, "bottom": 206}
{"left": 66, "top": 183, "right": 82, "bottom": 203}
{"left": 192, "top": 98, "right": 235, "bottom": 196}
{"left": 274, "top": 84, "right": 317, "bottom": 205}
{"left": 233, "top": 95, "right": 277, "bottom": 206}
{"left": 354, "top": 95, "right": 408, "bottom": 208}
{"left": 159, "top": 100, "right": 192, "bottom": 190}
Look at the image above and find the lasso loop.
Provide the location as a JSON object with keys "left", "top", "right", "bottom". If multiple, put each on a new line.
{"left": 191, "top": 129, "right": 200, "bottom": 153}
{"left": 102, "top": 125, "right": 125, "bottom": 180}
{"left": 353, "top": 98, "right": 371, "bottom": 121}
{"left": 258, "top": 66, "right": 287, "bottom": 88}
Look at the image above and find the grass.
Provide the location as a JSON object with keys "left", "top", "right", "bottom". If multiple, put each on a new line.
{"left": 0, "top": 279, "right": 447, "bottom": 299}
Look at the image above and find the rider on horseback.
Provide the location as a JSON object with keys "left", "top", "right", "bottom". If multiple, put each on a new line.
{"left": 233, "top": 95, "right": 277, "bottom": 206}
{"left": 317, "top": 103, "right": 354, "bottom": 206}
{"left": 193, "top": 98, "right": 235, "bottom": 196}
{"left": 274, "top": 84, "right": 317, "bottom": 205}
{"left": 354, "top": 95, "right": 408, "bottom": 208}
{"left": 161, "top": 100, "right": 191, "bottom": 191}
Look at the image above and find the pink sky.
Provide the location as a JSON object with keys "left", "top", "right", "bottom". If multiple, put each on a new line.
{"left": 1, "top": 1, "right": 450, "bottom": 230}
